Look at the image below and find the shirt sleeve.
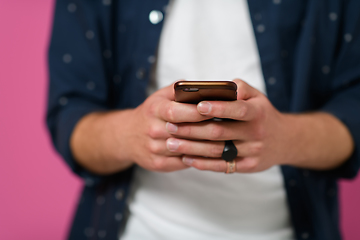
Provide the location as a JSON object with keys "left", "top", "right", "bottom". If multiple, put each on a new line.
{"left": 46, "top": 0, "right": 116, "bottom": 184}
{"left": 319, "top": 0, "right": 360, "bottom": 179}
{"left": 321, "top": 83, "right": 360, "bottom": 179}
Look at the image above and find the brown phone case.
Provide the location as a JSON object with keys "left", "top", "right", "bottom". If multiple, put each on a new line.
{"left": 174, "top": 81, "right": 237, "bottom": 103}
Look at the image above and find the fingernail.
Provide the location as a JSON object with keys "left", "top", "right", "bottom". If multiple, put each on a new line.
{"left": 198, "top": 101, "right": 212, "bottom": 114}
{"left": 182, "top": 156, "right": 194, "bottom": 165}
{"left": 166, "top": 122, "right": 178, "bottom": 133}
{"left": 167, "top": 139, "right": 179, "bottom": 151}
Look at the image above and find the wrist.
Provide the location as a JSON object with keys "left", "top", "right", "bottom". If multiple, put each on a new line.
{"left": 71, "top": 110, "right": 135, "bottom": 175}
{"left": 278, "top": 112, "right": 354, "bottom": 170}
{"left": 273, "top": 113, "right": 301, "bottom": 166}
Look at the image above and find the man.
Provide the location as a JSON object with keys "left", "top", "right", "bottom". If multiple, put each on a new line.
{"left": 47, "top": 0, "right": 360, "bottom": 239}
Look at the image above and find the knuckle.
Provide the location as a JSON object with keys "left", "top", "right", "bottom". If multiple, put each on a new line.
{"left": 213, "top": 161, "right": 224, "bottom": 172}
{"left": 181, "top": 125, "right": 191, "bottom": 136}
{"left": 244, "top": 158, "right": 258, "bottom": 172}
{"left": 253, "top": 125, "right": 265, "bottom": 140}
{"left": 256, "top": 105, "right": 266, "bottom": 120}
{"left": 237, "top": 80, "right": 247, "bottom": 89}
{"left": 152, "top": 157, "right": 166, "bottom": 171}
{"left": 216, "top": 104, "right": 226, "bottom": 116}
{"left": 166, "top": 104, "right": 176, "bottom": 122}
{"left": 147, "top": 102, "right": 157, "bottom": 117}
{"left": 176, "top": 141, "right": 187, "bottom": 153}
{"left": 238, "top": 105, "right": 247, "bottom": 119}
{"left": 210, "top": 145, "right": 224, "bottom": 157}
{"left": 147, "top": 141, "right": 162, "bottom": 154}
{"left": 145, "top": 140, "right": 151, "bottom": 151}
{"left": 193, "top": 162, "right": 205, "bottom": 171}
{"left": 147, "top": 125, "right": 162, "bottom": 139}
{"left": 250, "top": 142, "right": 264, "bottom": 155}
{"left": 209, "top": 125, "right": 224, "bottom": 140}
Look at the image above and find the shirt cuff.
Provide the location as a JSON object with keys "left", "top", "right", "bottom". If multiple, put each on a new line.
{"left": 319, "top": 83, "right": 360, "bottom": 179}
{"left": 48, "top": 97, "right": 109, "bottom": 186}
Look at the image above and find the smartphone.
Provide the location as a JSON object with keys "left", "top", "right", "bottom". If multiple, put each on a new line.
{"left": 174, "top": 80, "right": 237, "bottom": 103}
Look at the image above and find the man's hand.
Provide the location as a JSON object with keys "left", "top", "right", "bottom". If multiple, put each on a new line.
{"left": 124, "top": 84, "right": 211, "bottom": 172}
{"left": 70, "top": 83, "right": 211, "bottom": 175}
{"left": 165, "top": 79, "right": 355, "bottom": 173}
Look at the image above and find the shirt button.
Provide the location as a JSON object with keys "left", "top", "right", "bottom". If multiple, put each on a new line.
{"left": 322, "top": 65, "right": 330, "bottom": 75}
{"left": 256, "top": 24, "right": 266, "bottom": 33}
{"left": 115, "top": 212, "right": 123, "bottom": 221}
{"left": 87, "top": 81, "right": 95, "bottom": 90}
{"left": 268, "top": 77, "right": 277, "bottom": 85}
{"left": 115, "top": 189, "right": 124, "bottom": 200}
{"left": 85, "top": 178, "right": 94, "bottom": 187}
{"left": 254, "top": 13, "right": 262, "bottom": 21}
{"left": 149, "top": 10, "right": 163, "bottom": 24}
{"left": 67, "top": 3, "right": 77, "bottom": 13}
{"left": 301, "top": 232, "right": 309, "bottom": 239}
{"left": 86, "top": 30, "right": 95, "bottom": 40}
{"left": 84, "top": 227, "right": 94, "bottom": 237}
{"left": 344, "top": 33, "right": 352, "bottom": 43}
{"left": 103, "top": 49, "right": 112, "bottom": 59}
{"left": 148, "top": 55, "right": 156, "bottom": 64}
{"left": 329, "top": 12, "right": 338, "bottom": 21}
{"left": 63, "top": 53, "right": 72, "bottom": 63}
{"left": 136, "top": 68, "right": 146, "bottom": 80}
{"left": 98, "top": 230, "right": 107, "bottom": 238}
{"left": 96, "top": 195, "right": 105, "bottom": 205}
{"left": 59, "top": 97, "right": 68, "bottom": 106}
{"left": 289, "top": 179, "right": 297, "bottom": 187}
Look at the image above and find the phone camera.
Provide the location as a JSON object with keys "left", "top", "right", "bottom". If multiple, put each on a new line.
{"left": 183, "top": 88, "right": 199, "bottom": 92}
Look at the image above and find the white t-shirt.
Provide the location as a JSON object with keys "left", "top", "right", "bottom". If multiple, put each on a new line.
{"left": 122, "top": 1, "right": 294, "bottom": 239}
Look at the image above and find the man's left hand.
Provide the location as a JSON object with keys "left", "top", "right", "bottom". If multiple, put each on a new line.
{"left": 165, "top": 79, "right": 354, "bottom": 173}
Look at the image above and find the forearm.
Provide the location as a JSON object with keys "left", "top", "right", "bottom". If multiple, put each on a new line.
{"left": 282, "top": 112, "right": 355, "bottom": 170}
{"left": 70, "top": 110, "right": 135, "bottom": 175}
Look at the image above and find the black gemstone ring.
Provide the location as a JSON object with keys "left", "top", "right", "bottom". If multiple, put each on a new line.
{"left": 222, "top": 140, "right": 238, "bottom": 162}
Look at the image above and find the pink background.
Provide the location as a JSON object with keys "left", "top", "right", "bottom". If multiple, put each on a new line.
{"left": 0, "top": 1, "right": 359, "bottom": 239}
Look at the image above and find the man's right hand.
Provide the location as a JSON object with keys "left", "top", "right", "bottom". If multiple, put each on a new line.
{"left": 70, "top": 83, "right": 211, "bottom": 175}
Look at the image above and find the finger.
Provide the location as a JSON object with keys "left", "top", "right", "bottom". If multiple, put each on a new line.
{"left": 234, "top": 157, "right": 260, "bottom": 173}
{"left": 154, "top": 80, "right": 190, "bottom": 101}
{"left": 166, "top": 120, "right": 255, "bottom": 141}
{"left": 197, "top": 100, "right": 257, "bottom": 121}
{"left": 233, "top": 79, "right": 260, "bottom": 100}
{"left": 166, "top": 138, "right": 263, "bottom": 158}
{"left": 181, "top": 156, "right": 260, "bottom": 173}
{"left": 182, "top": 156, "right": 227, "bottom": 173}
{"left": 154, "top": 82, "right": 176, "bottom": 100}
{"left": 157, "top": 100, "right": 212, "bottom": 123}
{"left": 147, "top": 119, "right": 173, "bottom": 139}
{"left": 149, "top": 156, "right": 190, "bottom": 172}
{"left": 167, "top": 138, "right": 224, "bottom": 158}
{"left": 147, "top": 139, "right": 183, "bottom": 157}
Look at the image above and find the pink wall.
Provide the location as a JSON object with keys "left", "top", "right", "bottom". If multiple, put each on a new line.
{"left": 0, "top": 1, "right": 359, "bottom": 240}
{"left": 0, "top": 1, "right": 82, "bottom": 240}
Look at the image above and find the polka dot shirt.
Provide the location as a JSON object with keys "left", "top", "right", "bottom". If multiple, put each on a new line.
{"left": 47, "top": 1, "right": 360, "bottom": 240}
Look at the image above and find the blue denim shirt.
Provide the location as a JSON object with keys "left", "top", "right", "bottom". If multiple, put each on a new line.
{"left": 47, "top": 0, "right": 360, "bottom": 239}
